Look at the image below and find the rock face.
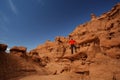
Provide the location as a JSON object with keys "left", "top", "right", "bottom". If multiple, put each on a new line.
{"left": 32, "top": 3, "right": 120, "bottom": 60}
{"left": 0, "top": 44, "right": 7, "bottom": 52}
{"left": 0, "top": 47, "right": 48, "bottom": 80}
{"left": 27, "top": 3, "right": 120, "bottom": 80}
{"left": 69, "top": 3, "right": 120, "bottom": 59}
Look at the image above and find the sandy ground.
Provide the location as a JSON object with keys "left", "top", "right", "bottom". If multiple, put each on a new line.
{"left": 19, "top": 73, "right": 84, "bottom": 80}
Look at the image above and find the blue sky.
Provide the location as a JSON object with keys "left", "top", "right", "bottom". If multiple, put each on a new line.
{"left": 0, "top": 0, "right": 120, "bottom": 51}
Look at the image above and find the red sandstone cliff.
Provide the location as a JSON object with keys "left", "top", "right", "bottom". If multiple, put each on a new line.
{"left": 33, "top": 3, "right": 120, "bottom": 60}
{"left": 29, "top": 3, "right": 120, "bottom": 80}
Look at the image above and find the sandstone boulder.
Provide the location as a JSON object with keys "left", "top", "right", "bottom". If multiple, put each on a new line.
{"left": 10, "top": 46, "right": 27, "bottom": 52}
{"left": 0, "top": 44, "right": 7, "bottom": 52}
{"left": 10, "top": 46, "right": 27, "bottom": 57}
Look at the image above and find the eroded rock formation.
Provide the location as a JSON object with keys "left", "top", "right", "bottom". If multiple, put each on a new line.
{"left": 0, "top": 3, "right": 120, "bottom": 80}
{"left": 10, "top": 46, "right": 27, "bottom": 57}
{"left": 0, "top": 44, "right": 7, "bottom": 52}
{"left": 28, "top": 3, "right": 120, "bottom": 80}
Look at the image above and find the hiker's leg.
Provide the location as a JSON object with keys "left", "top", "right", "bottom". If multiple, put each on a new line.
{"left": 74, "top": 45, "right": 77, "bottom": 53}
{"left": 71, "top": 45, "right": 73, "bottom": 54}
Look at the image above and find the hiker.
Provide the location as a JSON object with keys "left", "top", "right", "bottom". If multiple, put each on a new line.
{"left": 69, "top": 38, "right": 77, "bottom": 54}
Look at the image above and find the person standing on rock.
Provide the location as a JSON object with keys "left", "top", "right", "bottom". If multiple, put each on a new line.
{"left": 69, "top": 38, "right": 77, "bottom": 54}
